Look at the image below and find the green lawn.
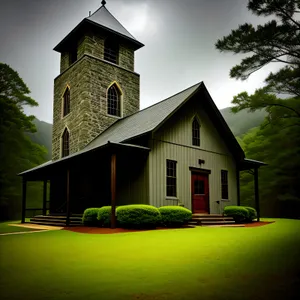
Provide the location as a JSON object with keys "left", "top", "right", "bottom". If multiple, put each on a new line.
{"left": 0, "top": 219, "right": 40, "bottom": 234}
{"left": 0, "top": 218, "right": 300, "bottom": 300}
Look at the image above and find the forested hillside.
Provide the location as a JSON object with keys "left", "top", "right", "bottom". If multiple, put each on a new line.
{"left": 220, "top": 107, "right": 266, "bottom": 136}
{"left": 27, "top": 119, "right": 52, "bottom": 160}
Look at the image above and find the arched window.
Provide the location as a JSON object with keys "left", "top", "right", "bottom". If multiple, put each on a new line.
{"left": 62, "top": 128, "right": 70, "bottom": 158}
{"left": 107, "top": 84, "right": 121, "bottom": 117}
{"left": 104, "top": 38, "right": 119, "bottom": 64}
{"left": 63, "top": 87, "right": 70, "bottom": 117}
{"left": 192, "top": 118, "right": 200, "bottom": 146}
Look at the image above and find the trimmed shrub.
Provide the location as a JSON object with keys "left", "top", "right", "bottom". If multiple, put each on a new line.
{"left": 97, "top": 206, "right": 112, "bottom": 227}
{"left": 244, "top": 206, "right": 257, "bottom": 222}
{"left": 82, "top": 208, "right": 101, "bottom": 226}
{"left": 223, "top": 206, "right": 249, "bottom": 223}
{"left": 159, "top": 206, "right": 192, "bottom": 227}
{"left": 116, "top": 205, "right": 161, "bottom": 229}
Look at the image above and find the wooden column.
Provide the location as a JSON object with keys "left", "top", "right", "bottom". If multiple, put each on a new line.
{"left": 111, "top": 154, "right": 117, "bottom": 229}
{"left": 236, "top": 168, "right": 240, "bottom": 206}
{"left": 43, "top": 180, "right": 47, "bottom": 215}
{"left": 21, "top": 178, "right": 27, "bottom": 223}
{"left": 66, "top": 169, "right": 70, "bottom": 226}
{"left": 254, "top": 167, "right": 260, "bottom": 222}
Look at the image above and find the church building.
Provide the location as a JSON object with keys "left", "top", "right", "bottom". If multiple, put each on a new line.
{"left": 19, "top": 1, "right": 265, "bottom": 226}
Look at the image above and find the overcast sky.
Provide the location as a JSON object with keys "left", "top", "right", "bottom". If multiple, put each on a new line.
{"left": 0, "top": 0, "right": 280, "bottom": 124}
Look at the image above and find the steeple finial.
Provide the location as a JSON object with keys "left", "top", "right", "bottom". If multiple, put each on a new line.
{"left": 101, "top": 0, "right": 106, "bottom": 6}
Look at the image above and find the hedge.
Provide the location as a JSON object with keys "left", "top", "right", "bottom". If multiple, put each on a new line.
{"left": 159, "top": 206, "right": 192, "bottom": 227}
{"left": 97, "top": 206, "right": 113, "bottom": 227}
{"left": 116, "top": 205, "right": 161, "bottom": 229}
{"left": 82, "top": 208, "right": 101, "bottom": 226}
{"left": 244, "top": 206, "right": 257, "bottom": 222}
{"left": 223, "top": 206, "right": 249, "bottom": 223}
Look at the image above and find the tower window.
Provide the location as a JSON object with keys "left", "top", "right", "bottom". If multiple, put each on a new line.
{"left": 192, "top": 118, "right": 200, "bottom": 146}
{"left": 62, "top": 128, "right": 70, "bottom": 158}
{"left": 63, "top": 87, "right": 70, "bottom": 117}
{"left": 107, "top": 84, "right": 121, "bottom": 117}
{"left": 69, "top": 48, "right": 77, "bottom": 65}
{"left": 104, "top": 38, "right": 119, "bottom": 64}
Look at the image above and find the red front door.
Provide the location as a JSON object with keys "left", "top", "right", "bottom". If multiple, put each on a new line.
{"left": 191, "top": 173, "right": 209, "bottom": 213}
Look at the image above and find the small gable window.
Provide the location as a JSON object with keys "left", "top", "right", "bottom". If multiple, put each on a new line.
{"left": 107, "top": 84, "right": 121, "bottom": 117}
{"left": 104, "top": 38, "right": 119, "bottom": 64}
{"left": 62, "top": 128, "right": 70, "bottom": 158}
{"left": 63, "top": 87, "right": 70, "bottom": 117}
{"left": 192, "top": 118, "right": 200, "bottom": 146}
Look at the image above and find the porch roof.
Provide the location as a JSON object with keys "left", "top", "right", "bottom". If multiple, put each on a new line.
{"left": 18, "top": 142, "right": 150, "bottom": 179}
{"left": 239, "top": 158, "right": 267, "bottom": 171}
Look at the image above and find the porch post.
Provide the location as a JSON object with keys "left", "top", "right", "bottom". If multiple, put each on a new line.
{"left": 111, "top": 153, "right": 117, "bottom": 229}
{"left": 66, "top": 169, "right": 70, "bottom": 226}
{"left": 43, "top": 180, "right": 47, "bottom": 215}
{"left": 21, "top": 178, "right": 27, "bottom": 223}
{"left": 254, "top": 167, "right": 260, "bottom": 222}
{"left": 236, "top": 168, "right": 240, "bottom": 206}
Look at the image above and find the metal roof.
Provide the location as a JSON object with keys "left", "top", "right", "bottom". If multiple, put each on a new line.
{"left": 54, "top": 5, "right": 144, "bottom": 52}
{"left": 18, "top": 142, "right": 150, "bottom": 177}
{"left": 239, "top": 158, "right": 267, "bottom": 171}
{"left": 87, "top": 5, "right": 136, "bottom": 41}
{"left": 85, "top": 82, "right": 202, "bottom": 150}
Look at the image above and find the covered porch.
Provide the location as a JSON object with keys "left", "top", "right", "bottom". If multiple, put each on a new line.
{"left": 19, "top": 142, "right": 150, "bottom": 227}
{"left": 237, "top": 158, "right": 267, "bottom": 221}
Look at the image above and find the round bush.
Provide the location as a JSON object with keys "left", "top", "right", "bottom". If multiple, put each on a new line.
{"left": 82, "top": 208, "right": 101, "bottom": 226}
{"left": 223, "top": 206, "right": 249, "bottom": 223}
{"left": 97, "top": 206, "right": 113, "bottom": 227}
{"left": 244, "top": 206, "right": 257, "bottom": 222}
{"left": 159, "top": 206, "right": 192, "bottom": 227}
{"left": 116, "top": 205, "right": 161, "bottom": 229}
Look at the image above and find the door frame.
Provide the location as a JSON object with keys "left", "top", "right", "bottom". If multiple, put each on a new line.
{"left": 189, "top": 167, "right": 211, "bottom": 214}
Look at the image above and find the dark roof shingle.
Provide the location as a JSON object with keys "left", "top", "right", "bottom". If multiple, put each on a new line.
{"left": 85, "top": 82, "right": 202, "bottom": 150}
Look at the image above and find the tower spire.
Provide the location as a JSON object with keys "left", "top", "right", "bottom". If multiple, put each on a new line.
{"left": 101, "top": 0, "right": 106, "bottom": 6}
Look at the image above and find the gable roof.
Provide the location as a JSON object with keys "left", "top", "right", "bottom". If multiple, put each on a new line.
{"left": 85, "top": 82, "right": 201, "bottom": 150}
{"left": 87, "top": 5, "right": 136, "bottom": 41}
{"left": 54, "top": 5, "right": 144, "bottom": 52}
{"left": 19, "top": 82, "right": 247, "bottom": 178}
{"left": 84, "top": 82, "right": 245, "bottom": 161}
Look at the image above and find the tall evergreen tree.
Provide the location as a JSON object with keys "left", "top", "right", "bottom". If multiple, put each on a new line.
{"left": 215, "top": 0, "right": 300, "bottom": 122}
{"left": 0, "top": 63, "right": 47, "bottom": 220}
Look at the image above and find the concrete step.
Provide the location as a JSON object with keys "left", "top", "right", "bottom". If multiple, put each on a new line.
{"left": 192, "top": 217, "right": 234, "bottom": 221}
{"left": 30, "top": 220, "right": 82, "bottom": 227}
{"left": 188, "top": 221, "right": 199, "bottom": 225}
{"left": 192, "top": 214, "right": 224, "bottom": 218}
{"left": 201, "top": 220, "right": 236, "bottom": 225}
{"left": 34, "top": 215, "right": 82, "bottom": 221}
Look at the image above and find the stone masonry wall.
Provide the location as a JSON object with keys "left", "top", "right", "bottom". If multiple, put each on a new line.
{"left": 60, "top": 52, "right": 69, "bottom": 73}
{"left": 52, "top": 54, "right": 140, "bottom": 161}
{"left": 52, "top": 57, "right": 90, "bottom": 160}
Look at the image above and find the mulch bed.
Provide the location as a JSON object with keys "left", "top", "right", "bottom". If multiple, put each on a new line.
{"left": 63, "top": 225, "right": 194, "bottom": 234}
{"left": 244, "top": 221, "right": 275, "bottom": 227}
{"left": 63, "top": 222, "right": 275, "bottom": 234}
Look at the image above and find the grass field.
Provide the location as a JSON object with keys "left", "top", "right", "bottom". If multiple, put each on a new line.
{"left": 0, "top": 219, "right": 40, "bottom": 234}
{"left": 1, "top": 218, "right": 300, "bottom": 300}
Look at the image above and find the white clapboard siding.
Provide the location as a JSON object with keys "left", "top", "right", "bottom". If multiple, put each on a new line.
{"left": 148, "top": 97, "right": 237, "bottom": 213}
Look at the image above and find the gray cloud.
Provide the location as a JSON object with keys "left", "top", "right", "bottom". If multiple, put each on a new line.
{"left": 0, "top": 0, "right": 280, "bottom": 123}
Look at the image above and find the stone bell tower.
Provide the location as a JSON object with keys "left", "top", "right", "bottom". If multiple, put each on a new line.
{"left": 51, "top": 0, "right": 144, "bottom": 160}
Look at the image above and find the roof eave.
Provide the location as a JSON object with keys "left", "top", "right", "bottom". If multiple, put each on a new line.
{"left": 18, "top": 142, "right": 150, "bottom": 177}
{"left": 53, "top": 19, "right": 144, "bottom": 53}
{"left": 152, "top": 82, "right": 203, "bottom": 134}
